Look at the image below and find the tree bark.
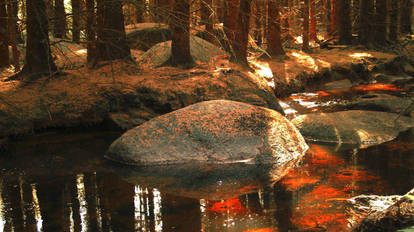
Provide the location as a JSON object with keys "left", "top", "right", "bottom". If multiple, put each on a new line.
{"left": 359, "top": 0, "right": 374, "bottom": 46}
{"left": 169, "top": 0, "right": 194, "bottom": 68}
{"left": 389, "top": 0, "right": 399, "bottom": 42}
{"left": 18, "top": 0, "right": 57, "bottom": 79}
{"left": 302, "top": 0, "right": 310, "bottom": 51}
{"left": 310, "top": 0, "right": 317, "bottom": 41}
{"left": 223, "top": 0, "right": 239, "bottom": 53}
{"left": 54, "top": 0, "right": 66, "bottom": 38}
{"left": 330, "top": 0, "right": 337, "bottom": 35}
{"left": 135, "top": 0, "right": 144, "bottom": 23}
{"left": 6, "top": 0, "right": 19, "bottom": 71}
{"left": 400, "top": 0, "right": 412, "bottom": 34}
{"left": 267, "top": 0, "right": 284, "bottom": 56}
{"left": 95, "top": 0, "right": 131, "bottom": 62}
{"left": 72, "top": 0, "right": 81, "bottom": 42}
{"left": 325, "top": 0, "right": 331, "bottom": 35}
{"left": 231, "top": 0, "right": 252, "bottom": 66}
{"left": 337, "top": 0, "right": 352, "bottom": 44}
{"left": 0, "top": 0, "right": 8, "bottom": 67}
{"left": 86, "top": 0, "right": 96, "bottom": 64}
{"left": 374, "top": 0, "right": 387, "bottom": 46}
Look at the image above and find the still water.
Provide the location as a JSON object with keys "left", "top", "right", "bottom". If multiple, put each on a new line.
{"left": 0, "top": 85, "right": 413, "bottom": 232}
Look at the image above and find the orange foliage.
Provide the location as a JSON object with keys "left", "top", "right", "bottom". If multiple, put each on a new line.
{"left": 207, "top": 198, "right": 245, "bottom": 213}
{"left": 353, "top": 83, "right": 404, "bottom": 92}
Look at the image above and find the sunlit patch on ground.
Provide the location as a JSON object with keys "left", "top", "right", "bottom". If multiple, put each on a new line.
{"left": 349, "top": 52, "right": 373, "bottom": 59}
{"left": 353, "top": 83, "right": 404, "bottom": 92}
{"left": 207, "top": 198, "right": 245, "bottom": 214}
{"left": 75, "top": 49, "right": 87, "bottom": 55}
{"left": 290, "top": 51, "right": 319, "bottom": 71}
{"left": 248, "top": 59, "right": 275, "bottom": 88}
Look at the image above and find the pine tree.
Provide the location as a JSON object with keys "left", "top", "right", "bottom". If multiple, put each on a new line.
{"left": 231, "top": 0, "right": 252, "bottom": 65}
{"left": 303, "top": 0, "right": 310, "bottom": 51}
{"left": 337, "top": 0, "right": 352, "bottom": 44}
{"left": 0, "top": 0, "right": 8, "bottom": 67}
{"left": 267, "top": 0, "right": 284, "bottom": 56}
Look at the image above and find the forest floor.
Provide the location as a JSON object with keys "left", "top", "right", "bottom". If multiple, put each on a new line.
{"left": 0, "top": 40, "right": 413, "bottom": 139}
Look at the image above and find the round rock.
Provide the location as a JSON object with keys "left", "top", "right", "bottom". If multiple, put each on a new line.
{"left": 106, "top": 100, "right": 308, "bottom": 166}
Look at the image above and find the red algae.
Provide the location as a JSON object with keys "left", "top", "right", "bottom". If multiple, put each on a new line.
{"left": 353, "top": 83, "right": 404, "bottom": 92}
{"left": 281, "top": 171, "right": 320, "bottom": 190}
{"left": 207, "top": 198, "right": 245, "bottom": 213}
{"left": 303, "top": 185, "right": 346, "bottom": 201}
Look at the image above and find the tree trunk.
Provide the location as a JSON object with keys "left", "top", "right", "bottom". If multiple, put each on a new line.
{"left": 329, "top": 0, "right": 337, "bottom": 36}
{"left": 389, "top": 0, "right": 399, "bottom": 42}
{"left": 302, "top": 0, "right": 310, "bottom": 51}
{"left": 374, "top": 0, "right": 387, "bottom": 46}
{"left": 223, "top": 0, "right": 239, "bottom": 53}
{"left": 95, "top": 0, "right": 131, "bottom": 62}
{"left": 86, "top": 0, "right": 96, "bottom": 64}
{"left": 135, "top": 0, "right": 144, "bottom": 23}
{"left": 169, "top": 0, "right": 194, "bottom": 68}
{"left": 337, "top": 0, "right": 352, "bottom": 44}
{"left": 267, "top": 0, "right": 284, "bottom": 56}
{"left": 400, "top": 0, "right": 412, "bottom": 34}
{"left": 0, "top": 0, "right": 8, "bottom": 67}
{"left": 310, "top": 0, "right": 317, "bottom": 41}
{"left": 359, "top": 0, "right": 374, "bottom": 46}
{"left": 153, "top": 0, "right": 171, "bottom": 23}
{"left": 72, "top": 0, "right": 81, "bottom": 42}
{"left": 325, "top": 0, "right": 331, "bottom": 35}
{"left": 6, "top": 0, "right": 19, "bottom": 71}
{"left": 352, "top": 0, "right": 360, "bottom": 35}
{"left": 54, "top": 0, "right": 66, "bottom": 38}
{"left": 231, "top": 0, "right": 252, "bottom": 66}
{"left": 18, "top": 0, "right": 57, "bottom": 79}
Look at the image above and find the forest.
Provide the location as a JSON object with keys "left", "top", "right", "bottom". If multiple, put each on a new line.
{"left": 0, "top": 0, "right": 414, "bottom": 231}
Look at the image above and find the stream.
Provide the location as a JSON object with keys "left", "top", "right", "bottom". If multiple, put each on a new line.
{"left": 0, "top": 83, "right": 413, "bottom": 232}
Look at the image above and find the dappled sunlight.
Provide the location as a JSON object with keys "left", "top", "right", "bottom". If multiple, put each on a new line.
{"left": 289, "top": 94, "right": 319, "bottom": 110}
{"left": 289, "top": 51, "right": 318, "bottom": 71}
{"left": 243, "top": 228, "right": 274, "bottom": 232}
{"left": 349, "top": 52, "right": 373, "bottom": 59}
{"left": 316, "top": 58, "right": 332, "bottom": 68}
{"left": 248, "top": 59, "right": 275, "bottom": 88}
{"left": 295, "top": 36, "right": 303, "bottom": 44}
{"left": 353, "top": 83, "right": 404, "bottom": 91}
{"left": 75, "top": 49, "right": 87, "bottom": 55}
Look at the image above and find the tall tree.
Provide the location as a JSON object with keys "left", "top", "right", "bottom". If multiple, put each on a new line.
{"left": 400, "top": 0, "right": 412, "bottom": 34}
{"left": 231, "top": 0, "right": 252, "bottom": 66}
{"left": 6, "top": 0, "right": 19, "bottom": 71}
{"left": 54, "top": 0, "right": 66, "bottom": 38}
{"left": 223, "top": 0, "right": 239, "bottom": 53}
{"left": 310, "top": 0, "right": 317, "bottom": 41}
{"left": 389, "top": 0, "right": 399, "bottom": 42}
{"left": 267, "top": 0, "right": 284, "bottom": 56}
{"left": 0, "top": 0, "right": 8, "bottom": 67}
{"left": 95, "top": 0, "right": 131, "bottom": 62}
{"left": 14, "top": 0, "right": 57, "bottom": 79}
{"left": 302, "top": 0, "right": 310, "bottom": 51}
{"left": 135, "top": 0, "right": 145, "bottom": 23}
{"left": 337, "top": 0, "right": 352, "bottom": 44}
{"left": 72, "top": 0, "right": 81, "bottom": 42}
{"left": 329, "top": 0, "right": 337, "bottom": 35}
{"left": 359, "top": 0, "right": 374, "bottom": 46}
{"left": 169, "top": 0, "right": 194, "bottom": 68}
{"left": 374, "top": 0, "right": 387, "bottom": 46}
{"left": 86, "top": 0, "right": 96, "bottom": 64}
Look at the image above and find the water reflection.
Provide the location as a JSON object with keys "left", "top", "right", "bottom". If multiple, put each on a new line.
{"left": 0, "top": 130, "right": 412, "bottom": 231}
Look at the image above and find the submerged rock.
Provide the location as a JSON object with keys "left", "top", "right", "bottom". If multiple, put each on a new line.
{"left": 291, "top": 110, "right": 414, "bottom": 146}
{"left": 346, "top": 93, "right": 414, "bottom": 115}
{"left": 139, "top": 36, "right": 227, "bottom": 67}
{"left": 107, "top": 100, "right": 308, "bottom": 166}
{"left": 113, "top": 162, "right": 282, "bottom": 200}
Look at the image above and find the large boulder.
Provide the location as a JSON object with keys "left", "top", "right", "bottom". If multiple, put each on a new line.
{"left": 139, "top": 36, "right": 227, "bottom": 67}
{"left": 345, "top": 93, "right": 414, "bottom": 115}
{"left": 291, "top": 110, "right": 414, "bottom": 146}
{"left": 126, "top": 23, "right": 170, "bottom": 51}
{"left": 106, "top": 100, "right": 308, "bottom": 167}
